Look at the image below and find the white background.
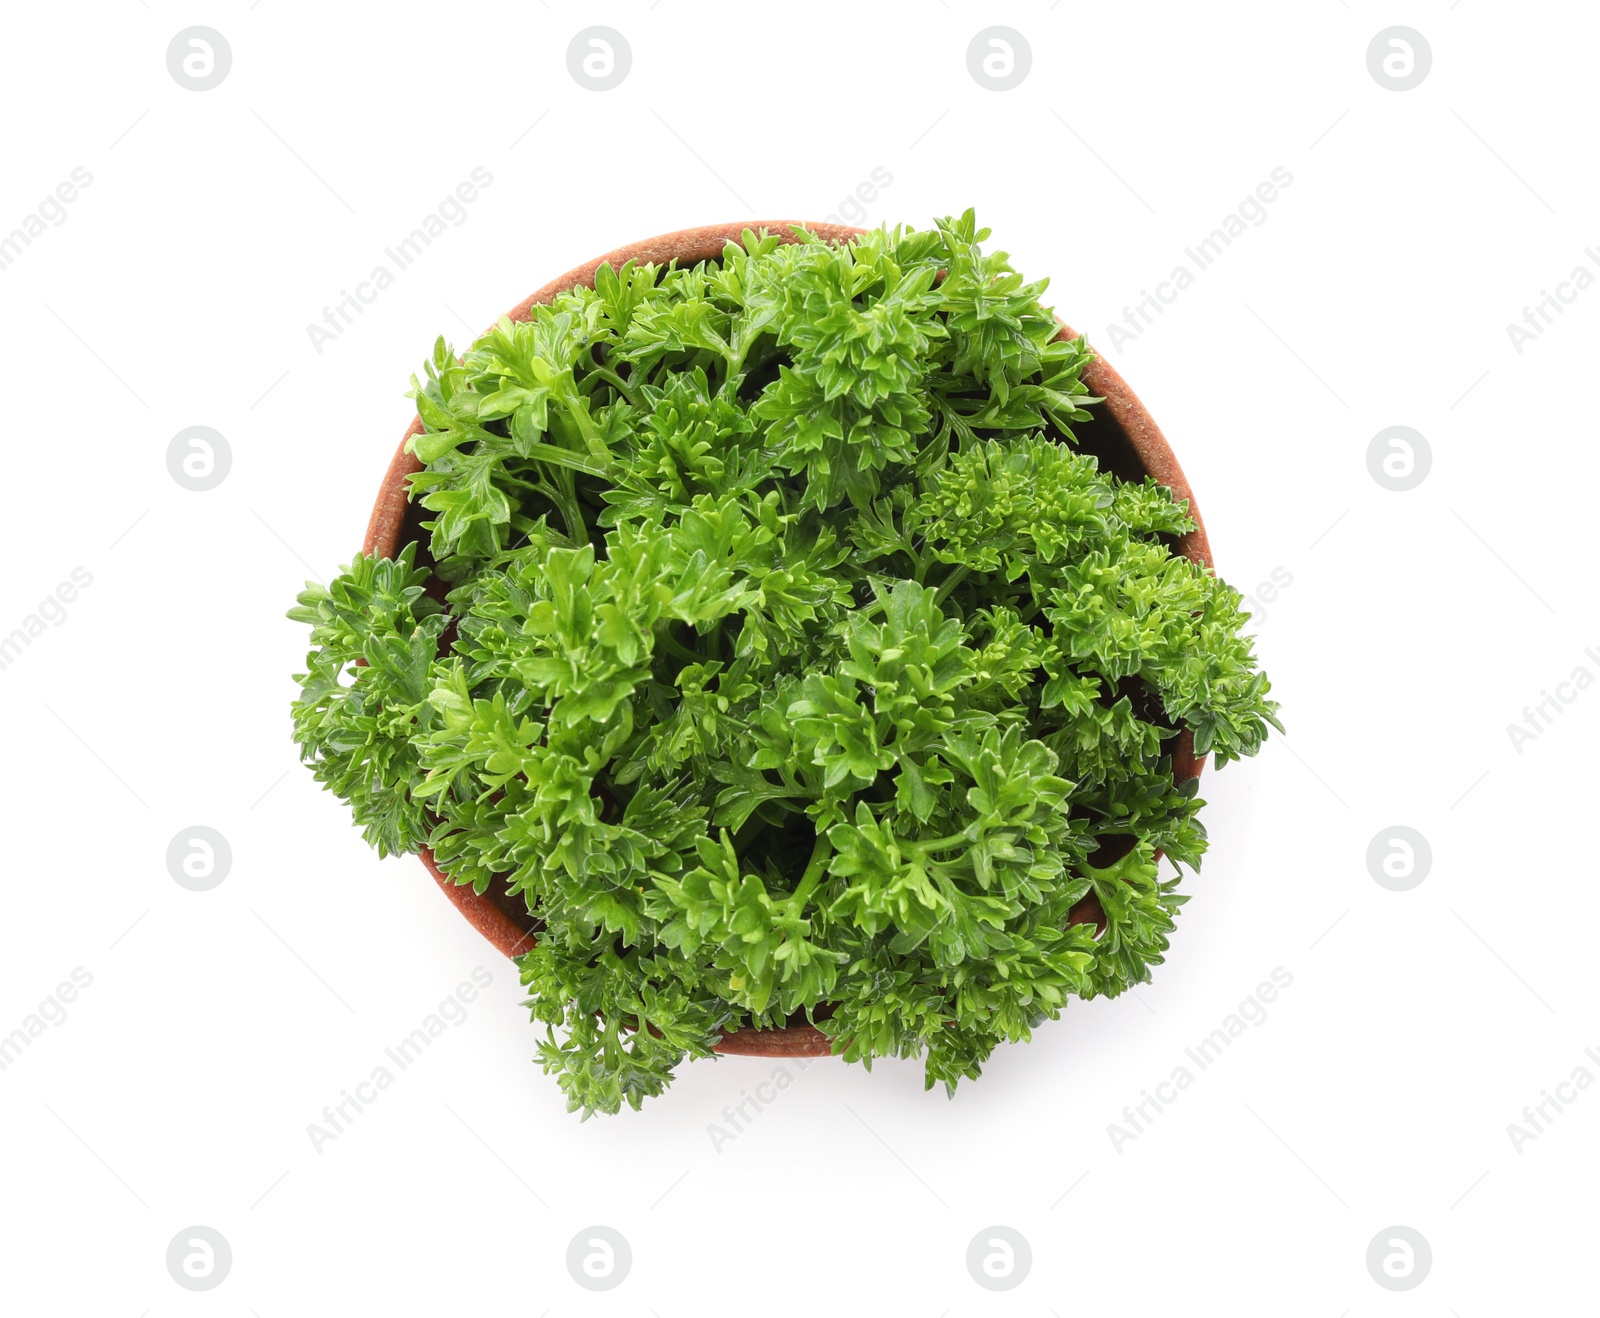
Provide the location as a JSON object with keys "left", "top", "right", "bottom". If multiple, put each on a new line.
{"left": 2, "top": 2, "right": 1595, "bottom": 1313}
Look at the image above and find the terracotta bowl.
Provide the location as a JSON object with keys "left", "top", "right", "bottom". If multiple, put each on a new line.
{"left": 362, "top": 221, "right": 1211, "bottom": 1059}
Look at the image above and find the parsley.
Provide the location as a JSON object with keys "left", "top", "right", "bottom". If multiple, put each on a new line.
{"left": 290, "top": 211, "right": 1281, "bottom": 1116}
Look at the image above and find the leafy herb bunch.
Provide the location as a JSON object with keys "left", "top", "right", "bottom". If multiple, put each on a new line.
{"left": 291, "top": 211, "right": 1280, "bottom": 1116}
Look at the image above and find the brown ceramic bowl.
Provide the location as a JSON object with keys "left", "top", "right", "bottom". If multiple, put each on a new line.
{"left": 362, "top": 221, "right": 1211, "bottom": 1059}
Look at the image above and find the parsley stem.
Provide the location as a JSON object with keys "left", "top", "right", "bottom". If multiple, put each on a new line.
{"left": 585, "top": 365, "right": 638, "bottom": 407}
{"left": 931, "top": 564, "right": 970, "bottom": 607}
{"left": 655, "top": 627, "right": 701, "bottom": 664}
{"left": 908, "top": 831, "right": 970, "bottom": 853}
{"left": 785, "top": 833, "right": 832, "bottom": 916}
{"left": 556, "top": 387, "right": 611, "bottom": 462}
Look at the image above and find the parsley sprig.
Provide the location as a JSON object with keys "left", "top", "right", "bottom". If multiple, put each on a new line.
{"left": 291, "top": 212, "right": 1280, "bottom": 1116}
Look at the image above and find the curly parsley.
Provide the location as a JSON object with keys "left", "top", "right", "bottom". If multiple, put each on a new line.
{"left": 290, "top": 211, "right": 1280, "bottom": 1116}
